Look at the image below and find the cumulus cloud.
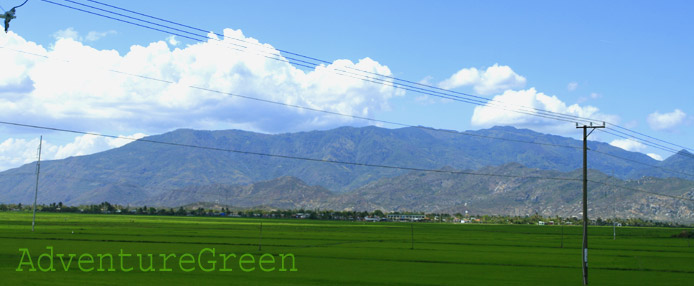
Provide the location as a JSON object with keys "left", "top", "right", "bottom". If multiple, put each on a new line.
{"left": 0, "top": 28, "right": 403, "bottom": 135}
{"left": 85, "top": 30, "right": 117, "bottom": 42}
{"left": 609, "top": 138, "right": 646, "bottom": 152}
{"left": 52, "top": 27, "right": 80, "bottom": 41}
{"left": 166, "top": 35, "right": 179, "bottom": 46}
{"left": 438, "top": 64, "right": 526, "bottom": 95}
{"left": 567, "top": 82, "right": 578, "bottom": 91}
{"left": 53, "top": 28, "right": 116, "bottom": 42}
{"left": 0, "top": 133, "right": 146, "bottom": 171}
{"left": 647, "top": 153, "right": 663, "bottom": 161}
{"left": 647, "top": 109, "right": 687, "bottom": 131}
{"left": 470, "top": 88, "right": 618, "bottom": 134}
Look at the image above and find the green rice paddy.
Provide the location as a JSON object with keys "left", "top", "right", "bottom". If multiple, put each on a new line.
{"left": 1, "top": 212, "right": 692, "bottom": 285}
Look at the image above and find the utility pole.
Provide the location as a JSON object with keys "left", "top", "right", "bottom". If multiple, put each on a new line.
{"left": 612, "top": 171, "right": 617, "bottom": 240}
{"left": 576, "top": 122, "right": 605, "bottom": 285}
{"left": 258, "top": 222, "right": 263, "bottom": 251}
{"left": 561, "top": 223, "right": 564, "bottom": 248}
{"left": 410, "top": 223, "right": 414, "bottom": 250}
{"left": 32, "top": 136, "right": 42, "bottom": 232}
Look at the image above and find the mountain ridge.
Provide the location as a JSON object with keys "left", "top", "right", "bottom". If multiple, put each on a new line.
{"left": 147, "top": 164, "right": 694, "bottom": 221}
{"left": 1, "top": 125, "right": 692, "bottom": 209}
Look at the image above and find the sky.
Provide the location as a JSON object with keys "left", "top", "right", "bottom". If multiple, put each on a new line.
{"left": 0, "top": 0, "right": 692, "bottom": 171}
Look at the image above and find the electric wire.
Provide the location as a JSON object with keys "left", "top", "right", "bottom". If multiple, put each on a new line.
{"left": 0, "top": 44, "right": 586, "bottom": 152}
{"left": 40, "top": 0, "right": 600, "bottom": 126}
{"left": 45, "top": 0, "right": 578, "bottom": 125}
{"left": 79, "top": 0, "right": 600, "bottom": 125}
{"left": 4, "top": 45, "right": 693, "bottom": 180}
{"left": 88, "top": 0, "right": 694, "bottom": 150}
{"left": 43, "top": 0, "right": 694, "bottom": 160}
{"left": 599, "top": 129, "right": 694, "bottom": 160}
{"left": 2, "top": 1, "right": 688, "bottom": 181}
{"left": 590, "top": 149, "right": 694, "bottom": 179}
{"left": 589, "top": 179, "right": 694, "bottom": 202}
{"left": 611, "top": 124, "right": 694, "bottom": 153}
{"left": 0, "top": 120, "right": 585, "bottom": 182}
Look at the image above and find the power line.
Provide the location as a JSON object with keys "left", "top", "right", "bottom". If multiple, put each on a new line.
{"left": 21, "top": 150, "right": 694, "bottom": 205}
{"left": 6, "top": 44, "right": 694, "bottom": 180}
{"left": 590, "top": 149, "right": 694, "bottom": 179}
{"left": 39, "top": 0, "right": 602, "bottom": 125}
{"left": 0, "top": 172, "right": 35, "bottom": 177}
{"left": 83, "top": 0, "right": 694, "bottom": 151}
{"left": 0, "top": 45, "right": 585, "bottom": 152}
{"left": 598, "top": 129, "right": 694, "bottom": 161}
{"left": 16, "top": 156, "right": 694, "bottom": 207}
{"left": 0, "top": 120, "right": 584, "bottom": 182}
{"left": 602, "top": 128, "right": 680, "bottom": 154}
{"left": 41, "top": 0, "right": 586, "bottom": 127}
{"left": 42, "top": 0, "right": 694, "bottom": 159}
{"left": 589, "top": 179, "right": 694, "bottom": 202}
{"left": 78, "top": 0, "right": 598, "bottom": 124}
{"left": 611, "top": 124, "right": 694, "bottom": 153}
{"left": 12, "top": 1, "right": 692, "bottom": 174}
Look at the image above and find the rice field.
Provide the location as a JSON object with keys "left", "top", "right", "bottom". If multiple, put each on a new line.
{"left": 1, "top": 212, "right": 693, "bottom": 285}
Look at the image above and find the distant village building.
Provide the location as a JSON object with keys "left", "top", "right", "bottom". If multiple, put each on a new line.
{"left": 387, "top": 214, "right": 425, "bottom": 222}
{"left": 538, "top": 221, "right": 545, "bottom": 225}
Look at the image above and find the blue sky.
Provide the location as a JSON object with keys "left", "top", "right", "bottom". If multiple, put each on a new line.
{"left": 0, "top": 0, "right": 692, "bottom": 171}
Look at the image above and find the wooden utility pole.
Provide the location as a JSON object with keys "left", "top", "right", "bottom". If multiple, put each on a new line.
{"left": 32, "top": 136, "right": 42, "bottom": 232}
{"left": 576, "top": 122, "right": 605, "bottom": 285}
{"left": 258, "top": 222, "right": 263, "bottom": 251}
{"left": 561, "top": 223, "right": 564, "bottom": 248}
{"left": 410, "top": 223, "right": 414, "bottom": 250}
{"left": 612, "top": 175, "right": 617, "bottom": 240}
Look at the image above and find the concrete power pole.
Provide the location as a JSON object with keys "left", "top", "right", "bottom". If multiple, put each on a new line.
{"left": 576, "top": 122, "right": 605, "bottom": 285}
{"left": 32, "top": 136, "right": 43, "bottom": 232}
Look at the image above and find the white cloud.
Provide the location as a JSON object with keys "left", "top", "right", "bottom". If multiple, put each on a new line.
{"left": 609, "top": 138, "right": 646, "bottom": 152}
{"left": 470, "top": 88, "right": 618, "bottom": 134}
{"left": 0, "top": 29, "right": 403, "bottom": 135}
{"left": 647, "top": 153, "right": 663, "bottom": 161}
{"left": 166, "top": 35, "right": 179, "bottom": 46}
{"left": 590, "top": 92, "right": 601, "bottom": 99}
{"left": 567, "top": 82, "right": 578, "bottom": 91}
{"left": 647, "top": 109, "right": 687, "bottom": 131}
{"left": 438, "top": 64, "right": 526, "bottom": 95}
{"left": 52, "top": 27, "right": 80, "bottom": 41}
{"left": 85, "top": 30, "right": 117, "bottom": 42}
{"left": 0, "top": 133, "right": 146, "bottom": 171}
{"left": 52, "top": 28, "right": 116, "bottom": 43}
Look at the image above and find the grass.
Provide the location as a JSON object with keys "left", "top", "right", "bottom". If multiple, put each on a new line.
{"left": 1, "top": 212, "right": 693, "bottom": 285}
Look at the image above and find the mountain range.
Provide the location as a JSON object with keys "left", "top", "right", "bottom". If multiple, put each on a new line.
{"left": 153, "top": 165, "right": 694, "bottom": 221}
{"left": 1, "top": 125, "right": 693, "bottom": 220}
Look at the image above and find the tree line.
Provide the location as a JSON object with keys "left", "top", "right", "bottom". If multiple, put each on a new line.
{"left": 0, "top": 202, "right": 690, "bottom": 227}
